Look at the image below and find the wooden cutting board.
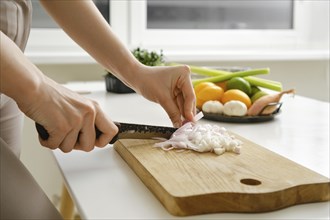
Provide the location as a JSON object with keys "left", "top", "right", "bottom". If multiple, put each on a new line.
{"left": 114, "top": 134, "right": 329, "bottom": 216}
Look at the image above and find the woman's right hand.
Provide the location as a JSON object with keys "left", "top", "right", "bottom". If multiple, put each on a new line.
{"left": 1, "top": 32, "right": 117, "bottom": 153}
{"left": 20, "top": 77, "right": 118, "bottom": 153}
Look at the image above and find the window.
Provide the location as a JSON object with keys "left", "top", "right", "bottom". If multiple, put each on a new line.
{"left": 31, "top": 0, "right": 110, "bottom": 28}
{"left": 31, "top": 1, "right": 58, "bottom": 28}
{"left": 26, "top": 0, "right": 329, "bottom": 63}
{"left": 27, "top": 0, "right": 111, "bottom": 63}
{"left": 146, "top": 1, "right": 293, "bottom": 30}
{"left": 130, "top": 0, "right": 302, "bottom": 51}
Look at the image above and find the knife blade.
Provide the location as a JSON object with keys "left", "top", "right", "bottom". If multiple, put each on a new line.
{"left": 107, "top": 122, "right": 176, "bottom": 144}
{"left": 35, "top": 122, "right": 177, "bottom": 144}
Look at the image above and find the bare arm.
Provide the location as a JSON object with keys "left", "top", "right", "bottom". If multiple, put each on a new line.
{"left": 0, "top": 31, "right": 42, "bottom": 106}
{"left": 0, "top": 31, "right": 118, "bottom": 152}
{"left": 39, "top": 0, "right": 196, "bottom": 125}
{"left": 39, "top": 0, "right": 138, "bottom": 87}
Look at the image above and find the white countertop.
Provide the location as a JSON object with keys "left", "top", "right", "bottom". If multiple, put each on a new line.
{"left": 53, "top": 81, "right": 329, "bottom": 219}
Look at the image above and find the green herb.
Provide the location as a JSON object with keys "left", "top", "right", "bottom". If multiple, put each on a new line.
{"left": 132, "top": 47, "right": 164, "bottom": 66}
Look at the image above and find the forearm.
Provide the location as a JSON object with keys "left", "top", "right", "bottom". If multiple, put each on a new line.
{"left": 1, "top": 31, "right": 117, "bottom": 151}
{"left": 39, "top": 0, "right": 142, "bottom": 88}
{"left": 38, "top": 1, "right": 195, "bottom": 126}
{"left": 0, "top": 32, "right": 43, "bottom": 108}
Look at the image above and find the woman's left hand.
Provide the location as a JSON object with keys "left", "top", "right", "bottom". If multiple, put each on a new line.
{"left": 132, "top": 64, "right": 196, "bottom": 127}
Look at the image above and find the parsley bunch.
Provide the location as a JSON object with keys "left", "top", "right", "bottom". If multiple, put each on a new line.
{"left": 132, "top": 47, "right": 164, "bottom": 66}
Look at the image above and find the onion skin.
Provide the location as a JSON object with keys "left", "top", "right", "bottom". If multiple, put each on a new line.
{"left": 247, "top": 89, "right": 295, "bottom": 116}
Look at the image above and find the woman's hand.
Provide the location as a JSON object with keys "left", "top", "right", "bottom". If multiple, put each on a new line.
{"left": 36, "top": 1, "right": 197, "bottom": 128}
{"left": 20, "top": 77, "right": 118, "bottom": 153}
{"left": 37, "top": 2, "right": 196, "bottom": 127}
{"left": 1, "top": 32, "right": 116, "bottom": 153}
{"left": 132, "top": 64, "right": 196, "bottom": 128}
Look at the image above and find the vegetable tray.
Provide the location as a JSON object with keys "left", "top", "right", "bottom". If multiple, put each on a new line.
{"left": 202, "top": 110, "right": 280, "bottom": 123}
{"left": 114, "top": 137, "right": 329, "bottom": 216}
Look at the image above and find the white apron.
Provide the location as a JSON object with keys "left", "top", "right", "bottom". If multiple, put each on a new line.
{"left": 0, "top": 0, "right": 32, "bottom": 157}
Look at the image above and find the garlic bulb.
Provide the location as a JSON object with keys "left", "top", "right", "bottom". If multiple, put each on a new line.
{"left": 223, "top": 100, "right": 247, "bottom": 116}
{"left": 202, "top": 100, "right": 224, "bottom": 114}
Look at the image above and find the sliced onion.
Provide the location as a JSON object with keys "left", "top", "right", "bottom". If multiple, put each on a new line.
{"left": 154, "top": 112, "right": 242, "bottom": 155}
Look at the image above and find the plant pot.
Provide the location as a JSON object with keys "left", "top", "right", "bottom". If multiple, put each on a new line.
{"left": 104, "top": 73, "right": 135, "bottom": 93}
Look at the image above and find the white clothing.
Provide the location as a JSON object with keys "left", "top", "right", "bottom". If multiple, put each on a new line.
{"left": 0, "top": 0, "right": 32, "bottom": 157}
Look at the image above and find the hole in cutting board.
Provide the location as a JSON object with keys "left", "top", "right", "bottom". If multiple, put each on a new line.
{"left": 240, "top": 178, "right": 262, "bottom": 186}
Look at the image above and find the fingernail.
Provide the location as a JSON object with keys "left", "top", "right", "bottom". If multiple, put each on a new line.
{"left": 174, "top": 122, "right": 181, "bottom": 128}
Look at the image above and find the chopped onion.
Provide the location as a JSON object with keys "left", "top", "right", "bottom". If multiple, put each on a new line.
{"left": 154, "top": 112, "right": 242, "bottom": 155}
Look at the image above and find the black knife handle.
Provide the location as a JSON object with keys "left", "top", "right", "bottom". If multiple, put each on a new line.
{"left": 35, "top": 122, "right": 50, "bottom": 140}
{"left": 96, "top": 123, "right": 120, "bottom": 144}
{"left": 35, "top": 122, "right": 120, "bottom": 144}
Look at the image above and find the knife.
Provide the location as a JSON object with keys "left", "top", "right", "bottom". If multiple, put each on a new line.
{"left": 35, "top": 122, "right": 176, "bottom": 144}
